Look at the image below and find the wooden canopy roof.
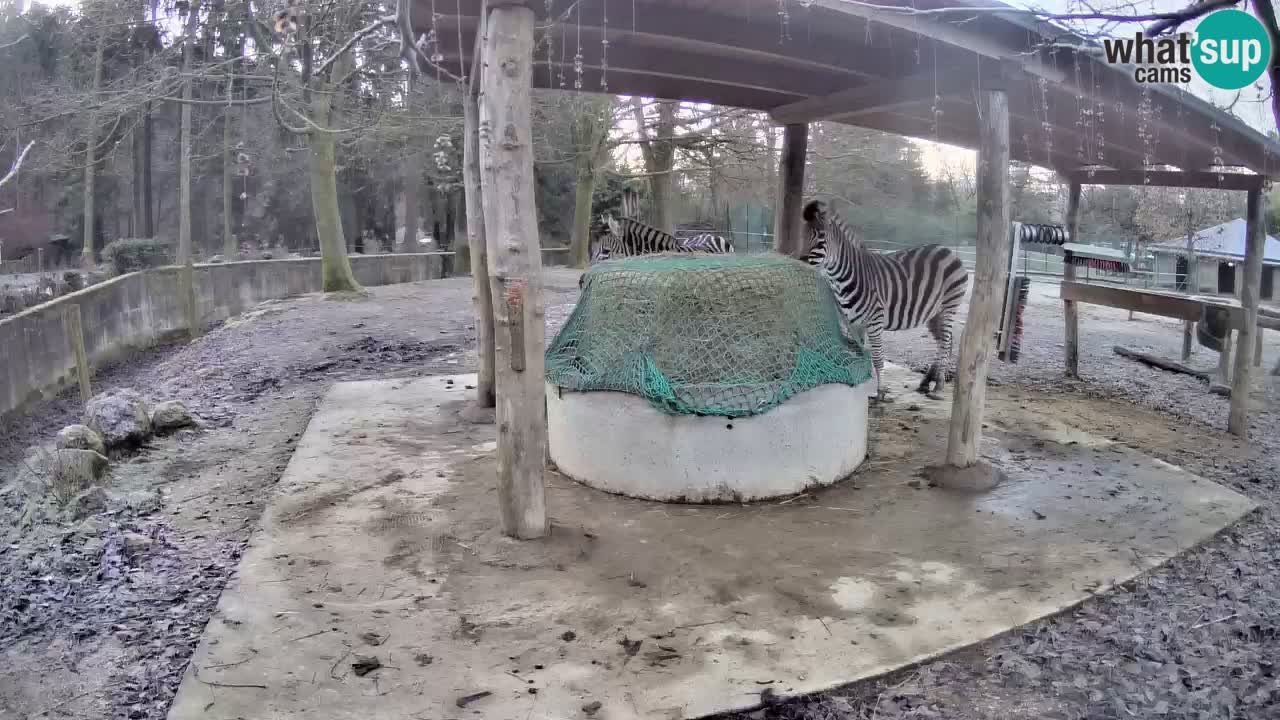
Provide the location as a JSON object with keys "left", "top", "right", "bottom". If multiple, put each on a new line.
{"left": 413, "top": 0, "right": 1280, "bottom": 179}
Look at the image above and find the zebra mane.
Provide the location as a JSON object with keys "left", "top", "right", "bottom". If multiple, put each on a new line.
{"left": 613, "top": 214, "right": 675, "bottom": 239}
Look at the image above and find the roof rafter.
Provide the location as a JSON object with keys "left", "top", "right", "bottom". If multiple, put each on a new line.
{"left": 770, "top": 66, "right": 971, "bottom": 125}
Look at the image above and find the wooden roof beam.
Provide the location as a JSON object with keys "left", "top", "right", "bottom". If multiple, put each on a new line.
{"left": 769, "top": 66, "right": 969, "bottom": 125}
{"left": 1064, "top": 169, "right": 1268, "bottom": 191}
{"left": 810, "top": 0, "right": 1067, "bottom": 85}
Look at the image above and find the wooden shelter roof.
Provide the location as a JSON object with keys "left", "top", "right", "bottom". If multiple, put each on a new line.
{"left": 414, "top": 0, "right": 1280, "bottom": 179}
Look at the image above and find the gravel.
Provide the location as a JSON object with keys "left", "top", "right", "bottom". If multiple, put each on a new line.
{"left": 723, "top": 281, "right": 1280, "bottom": 720}
{"left": 3, "top": 272, "right": 1278, "bottom": 720}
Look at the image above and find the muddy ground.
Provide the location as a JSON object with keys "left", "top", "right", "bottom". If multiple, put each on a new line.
{"left": 1, "top": 270, "right": 1278, "bottom": 720}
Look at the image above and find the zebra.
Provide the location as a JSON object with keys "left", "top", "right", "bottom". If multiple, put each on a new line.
{"left": 678, "top": 232, "right": 734, "bottom": 254}
{"left": 579, "top": 214, "right": 733, "bottom": 287}
{"left": 800, "top": 199, "right": 969, "bottom": 402}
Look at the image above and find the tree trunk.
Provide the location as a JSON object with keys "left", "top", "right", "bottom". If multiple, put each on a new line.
{"left": 81, "top": 28, "right": 106, "bottom": 267}
{"left": 631, "top": 98, "right": 677, "bottom": 233}
{"left": 464, "top": 91, "right": 495, "bottom": 407}
{"left": 480, "top": 4, "right": 548, "bottom": 539}
{"left": 141, "top": 103, "right": 153, "bottom": 237}
{"left": 307, "top": 46, "right": 361, "bottom": 293}
{"left": 177, "top": 0, "right": 201, "bottom": 337}
{"left": 222, "top": 68, "right": 238, "bottom": 257}
{"left": 568, "top": 97, "right": 613, "bottom": 268}
{"left": 569, "top": 156, "right": 596, "bottom": 269}
{"left": 131, "top": 113, "right": 146, "bottom": 237}
{"left": 451, "top": 189, "right": 470, "bottom": 274}
{"left": 310, "top": 131, "right": 360, "bottom": 291}
{"left": 400, "top": 165, "right": 420, "bottom": 253}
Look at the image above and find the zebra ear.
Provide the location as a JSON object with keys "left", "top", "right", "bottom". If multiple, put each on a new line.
{"left": 802, "top": 200, "right": 827, "bottom": 225}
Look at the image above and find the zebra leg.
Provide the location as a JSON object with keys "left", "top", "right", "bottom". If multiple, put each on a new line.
{"left": 920, "top": 311, "right": 954, "bottom": 400}
{"left": 867, "top": 323, "right": 892, "bottom": 403}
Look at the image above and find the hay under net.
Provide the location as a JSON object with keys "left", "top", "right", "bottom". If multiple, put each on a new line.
{"left": 546, "top": 253, "right": 875, "bottom": 418}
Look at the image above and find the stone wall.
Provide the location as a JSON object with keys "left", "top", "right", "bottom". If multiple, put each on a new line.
{"left": 1, "top": 254, "right": 448, "bottom": 420}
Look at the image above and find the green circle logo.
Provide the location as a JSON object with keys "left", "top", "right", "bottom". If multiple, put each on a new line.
{"left": 1192, "top": 9, "right": 1273, "bottom": 90}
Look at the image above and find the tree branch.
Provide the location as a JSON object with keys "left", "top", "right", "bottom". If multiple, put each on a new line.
{"left": 1250, "top": 0, "right": 1280, "bottom": 132}
{"left": 836, "top": 0, "right": 1241, "bottom": 26}
{"left": 0, "top": 34, "right": 31, "bottom": 52}
{"left": 316, "top": 14, "right": 396, "bottom": 78}
{"left": 0, "top": 141, "right": 34, "bottom": 190}
{"left": 1146, "top": 0, "right": 1242, "bottom": 35}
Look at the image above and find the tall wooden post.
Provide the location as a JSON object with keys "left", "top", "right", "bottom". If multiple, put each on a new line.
{"left": 773, "top": 123, "right": 808, "bottom": 257}
{"left": 63, "top": 304, "right": 92, "bottom": 404}
{"left": 479, "top": 1, "right": 548, "bottom": 539}
{"left": 1228, "top": 188, "right": 1265, "bottom": 437}
{"left": 945, "top": 88, "right": 1011, "bottom": 469}
{"left": 1063, "top": 182, "right": 1082, "bottom": 377}
{"left": 464, "top": 88, "right": 496, "bottom": 409}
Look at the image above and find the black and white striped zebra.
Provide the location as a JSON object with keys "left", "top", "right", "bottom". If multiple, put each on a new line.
{"left": 579, "top": 214, "right": 733, "bottom": 287}
{"left": 679, "top": 232, "right": 734, "bottom": 254}
{"left": 800, "top": 199, "right": 969, "bottom": 401}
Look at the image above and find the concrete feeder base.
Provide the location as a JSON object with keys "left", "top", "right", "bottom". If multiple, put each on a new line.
{"left": 546, "top": 381, "right": 871, "bottom": 502}
{"left": 166, "top": 372, "right": 1258, "bottom": 720}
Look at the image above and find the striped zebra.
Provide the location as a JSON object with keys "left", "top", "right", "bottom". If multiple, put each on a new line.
{"left": 800, "top": 199, "right": 969, "bottom": 401}
{"left": 678, "top": 232, "right": 734, "bottom": 254}
{"left": 579, "top": 214, "right": 733, "bottom": 287}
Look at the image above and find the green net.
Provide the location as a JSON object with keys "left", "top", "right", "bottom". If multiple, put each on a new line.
{"left": 545, "top": 253, "right": 874, "bottom": 418}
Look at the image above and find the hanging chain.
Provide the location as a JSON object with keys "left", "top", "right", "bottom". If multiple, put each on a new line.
{"left": 573, "top": 0, "right": 583, "bottom": 90}
{"left": 545, "top": 0, "right": 555, "bottom": 89}
{"left": 600, "top": 0, "right": 609, "bottom": 92}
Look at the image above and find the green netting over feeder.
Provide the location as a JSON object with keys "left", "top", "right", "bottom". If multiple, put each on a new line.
{"left": 545, "top": 253, "right": 875, "bottom": 418}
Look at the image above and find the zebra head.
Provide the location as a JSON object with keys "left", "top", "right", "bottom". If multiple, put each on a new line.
{"left": 800, "top": 200, "right": 831, "bottom": 266}
{"left": 590, "top": 213, "right": 620, "bottom": 263}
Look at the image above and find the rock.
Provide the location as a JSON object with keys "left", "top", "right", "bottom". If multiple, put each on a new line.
{"left": 209, "top": 254, "right": 225, "bottom": 264}
{"left": 15, "top": 447, "right": 109, "bottom": 501}
{"left": 123, "top": 531, "right": 154, "bottom": 551}
{"left": 151, "top": 400, "right": 195, "bottom": 432}
{"left": 85, "top": 389, "right": 152, "bottom": 448}
{"left": 56, "top": 424, "right": 107, "bottom": 455}
{"left": 261, "top": 250, "right": 274, "bottom": 260}
{"left": 110, "top": 489, "right": 163, "bottom": 515}
{"left": 65, "top": 486, "right": 110, "bottom": 520}
{"left": 195, "top": 366, "right": 223, "bottom": 380}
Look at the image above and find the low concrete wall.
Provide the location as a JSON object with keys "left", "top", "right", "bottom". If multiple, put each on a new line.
{"left": 547, "top": 381, "right": 871, "bottom": 502}
{"left": 1, "top": 254, "right": 448, "bottom": 420}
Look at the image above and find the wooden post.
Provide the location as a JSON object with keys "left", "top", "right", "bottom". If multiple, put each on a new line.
{"left": 63, "top": 303, "right": 92, "bottom": 404}
{"left": 1063, "top": 182, "right": 1081, "bottom": 377}
{"left": 773, "top": 123, "right": 808, "bottom": 257}
{"left": 464, "top": 89, "right": 496, "bottom": 408}
{"left": 1228, "top": 188, "right": 1266, "bottom": 436}
{"left": 945, "top": 88, "right": 1011, "bottom": 468}
{"left": 479, "top": 1, "right": 548, "bottom": 539}
{"left": 1218, "top": 329, "right": 1232, "bottom": 384}
{"left": 1182, "top": 321, "right": 1194, "bottom": 361}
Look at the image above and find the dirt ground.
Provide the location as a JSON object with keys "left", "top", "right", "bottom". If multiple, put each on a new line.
{"left": 1, "top": 269, "right": 1278, "bottom": 720}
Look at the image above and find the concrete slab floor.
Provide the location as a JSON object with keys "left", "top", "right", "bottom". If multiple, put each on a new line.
{"left": 167, "top": 367, "right": 1256, "bottom": 720}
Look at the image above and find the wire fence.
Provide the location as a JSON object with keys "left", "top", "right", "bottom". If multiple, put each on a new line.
{"left": 725, "top": 230, "right": 1069, "bottom": 277}
{"left": 726, "top": 230, "right": 1210, "bottom": 292}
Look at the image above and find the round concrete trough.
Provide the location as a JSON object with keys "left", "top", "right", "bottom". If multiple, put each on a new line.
{"left": 546, "top": 382, "right": 871, "bottom": 503}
